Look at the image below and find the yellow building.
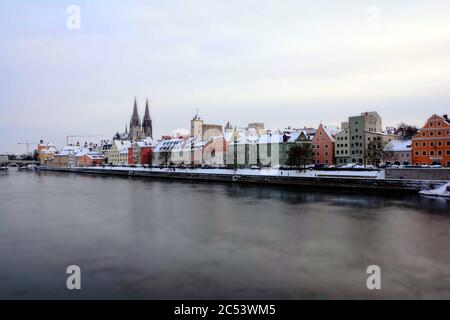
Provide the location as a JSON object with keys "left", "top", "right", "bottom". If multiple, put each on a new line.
{"left": 38, "top": 141, "right": 58, "bottom": 165}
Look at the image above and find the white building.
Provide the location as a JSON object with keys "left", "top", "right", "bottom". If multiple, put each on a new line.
{"left": 152, "top": 138, "right": 184, "bottom": 166}
{"left": 383, "top": 140, "right": 412, "bottom": 166}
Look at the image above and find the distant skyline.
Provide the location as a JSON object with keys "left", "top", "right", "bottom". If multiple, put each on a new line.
{"left": 1, "top": 0, "right": 450, "bottom": 153}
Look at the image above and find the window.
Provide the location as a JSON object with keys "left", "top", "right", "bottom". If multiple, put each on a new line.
{"left": 438, "top": 131, "right": 442, "bottom": 136}
{"left": 422, "top": 132, "right": 425, "bottom": 136}
{"left": 430, "top": 131, "right": 434, "bottom": 136}
{"left": 430, "top": 151, "right": 434, "bottom": 156}
{"left": 415, "top": 151, "right": 419, "bottom": 156}
{"left": 423, "top": 151, "right": 427, "bottom": 156}
{"left": 438, "top": 141, "right": 442, "bottom": 146}
{"left": 438, "top": 151, "right": 442, "bottom": 156}
{"left": 422, "top": 142, "right": 427, "bottom": 147}
{"left": 430, "top": 142, "right": 434, "bottom": 147}
{"left": 415, "top": 142, "right": 419, "bottom": 147}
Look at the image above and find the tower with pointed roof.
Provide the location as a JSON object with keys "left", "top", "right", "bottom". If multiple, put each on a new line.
{"left": 129, "top": 97, "right": 144, "bottom": 141}
{"left": 142, "top": 98, "right": 153, "bottom": 139}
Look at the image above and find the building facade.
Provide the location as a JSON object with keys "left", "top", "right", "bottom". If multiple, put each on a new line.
{"left": 312, "top": 124, "right": 337, "bottom": 165}
{"left": 226, "top": 129, "right": 312, "bottom": 168}
{"left": 335, "top": 126, "right": 350, "bottom": 164}
{"left": 383, "top": 140, "right": 412, "bottom": 166}
{"left": 152, "top": 138, "right": 184, "bottom": 166}
{"left": 411, "top": 114, "right": 450, "bottom": 166}
{"left": 75, "top": 151, "right": 105, "bottom": 167}
{"left": 190, "top": 113, "right": 223, "bottom": 141}
{"left": 109, "top": 140, "right": 132, "bottom": 165}
{"left": 335, "top": 111, "right": 393, "bottom": 165}
{"left": 38, "top": 141, "right": 58, "bottom": 165}
{"left": 128, "top": 139, "right": 157, "bottom": 165}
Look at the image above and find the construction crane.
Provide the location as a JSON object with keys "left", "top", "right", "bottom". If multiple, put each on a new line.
{"left": 17, "top": 141, "right": 40, "bottom": 154}
{"left": 65, "top": 135, "right": 105, "bottom": 146}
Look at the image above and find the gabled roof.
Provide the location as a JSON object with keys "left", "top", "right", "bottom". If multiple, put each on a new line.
{"left": 113, "top": 140, "right": 132, "bottom": 154}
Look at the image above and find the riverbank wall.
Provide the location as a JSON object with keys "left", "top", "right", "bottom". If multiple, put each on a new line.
{"left": 36, "top": 166, "right": 449, "bottom": 194}
{"left": 386, "top": 168, "right": 450, "bottom": 181}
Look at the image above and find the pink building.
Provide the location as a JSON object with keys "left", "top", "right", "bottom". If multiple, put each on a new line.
{"left": 312, "top": 124, "right": 337, "bottom": 165}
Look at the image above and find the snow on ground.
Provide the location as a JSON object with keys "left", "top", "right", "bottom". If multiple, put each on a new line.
{"left": 419, "top": 182, "right": 450, "bottom": 198}
{"left": 82, "top": 166, "right": 383, "bottom": 179}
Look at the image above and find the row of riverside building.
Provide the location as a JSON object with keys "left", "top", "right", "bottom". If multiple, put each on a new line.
{"left": 37, "top": 99, "right": 450, "bottom": 168}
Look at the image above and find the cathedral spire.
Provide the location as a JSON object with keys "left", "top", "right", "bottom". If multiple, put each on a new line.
{"left": 144, "top": 98, "right": 151, "bottom": 119}
{"left": 130, "top": 97, "right": 140, "bottom": 127}
{"left": 142, "top": 97, "right": 153, "bottom": 139}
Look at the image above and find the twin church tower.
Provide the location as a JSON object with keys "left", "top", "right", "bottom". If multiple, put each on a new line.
{"left": 125, "top": 97, "right": 153, "bottom": 140}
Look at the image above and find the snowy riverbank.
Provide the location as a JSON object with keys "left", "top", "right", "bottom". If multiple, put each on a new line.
{"left": 419, "top": 183, "right": 450, "bottom": 198}
{"left": 81, "top": 166, "right": 384, "bottom": 179}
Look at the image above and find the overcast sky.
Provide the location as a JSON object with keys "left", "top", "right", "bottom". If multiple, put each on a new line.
{"left": 1, "top": 0, "right": 450, "bottom": 153}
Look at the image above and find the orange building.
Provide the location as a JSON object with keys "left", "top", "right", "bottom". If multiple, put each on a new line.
{"left": 411, "top": 114, "right": 450, "bottom": 166}
{"left": 312, "top": 124, "right": 337, "bottom": 165}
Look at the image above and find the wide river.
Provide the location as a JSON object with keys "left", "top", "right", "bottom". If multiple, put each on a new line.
{"left": 1, "top": 169, "right": 449, "bottom": 299}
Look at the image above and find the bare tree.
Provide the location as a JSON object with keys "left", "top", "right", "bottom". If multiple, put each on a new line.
{"left": 365, "top": 140, "right": 392, "bottom": 167}
{"left": 397, "top": 123, "right": 418, "bottom": 140}
{"left": 287, "top": 144, "right": 313, "bottom": 171}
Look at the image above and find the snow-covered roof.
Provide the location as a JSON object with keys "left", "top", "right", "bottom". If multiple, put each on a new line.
{"left": 386, "top": 140, "right": 411, "bottom": 152}
{"left": 57, "top": 145, "right": 81, "bottom": 156}
{"left": 113, "top": 140, "right": 132, "bottom": 154}
{"left": 40, "top": 146, "right": 58, "bottom": 154}
{"left": 134, "top": 138, "right": 158, "bottom": 148}
{"left": 258, "top": 133, "right": 283, "bottom": 144}
{"left": 153, "top": 138, "right": 183, "bottom": 152}
{"left": 75, "top": 147, "right": 104, "bottom": 159}
{"left": 322, "top": 125, "right": 339, "bottom": 142}
{"left": 286, "top": 132, "right": 301, "bottom": 143}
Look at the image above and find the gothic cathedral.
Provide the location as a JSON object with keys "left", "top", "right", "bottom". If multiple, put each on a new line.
{"left": 127, "top": 97, "right": 153, "bottom": 141}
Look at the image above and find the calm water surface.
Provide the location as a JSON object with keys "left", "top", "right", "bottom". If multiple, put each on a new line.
{"left": 1, "top": 170, "right": 450, "bottom": 299}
